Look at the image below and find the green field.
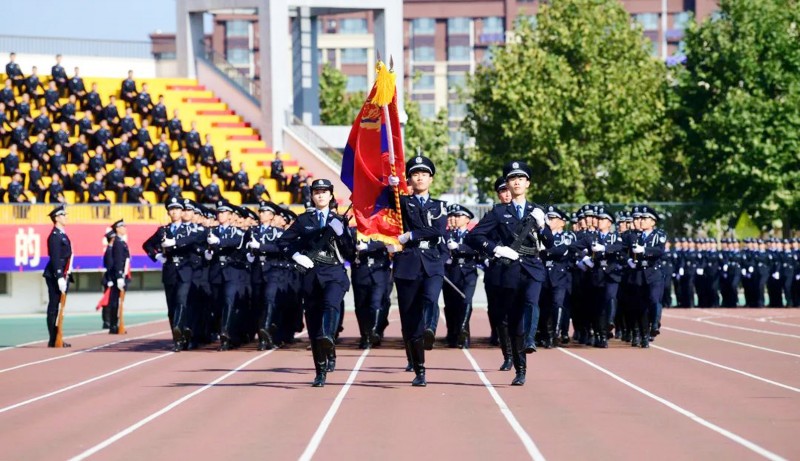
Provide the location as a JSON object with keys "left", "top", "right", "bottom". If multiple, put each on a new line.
{"left": 0, "top": 311, "right": 166, "bottom": 348}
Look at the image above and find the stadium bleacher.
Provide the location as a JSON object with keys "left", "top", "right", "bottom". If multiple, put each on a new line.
{"left": 1, "top": 60, "right": 301, "bottom": 222}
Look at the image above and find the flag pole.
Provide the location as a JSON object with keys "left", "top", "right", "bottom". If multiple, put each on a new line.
{"left": 374, "top": 56, "right": 403, "bottom": 229}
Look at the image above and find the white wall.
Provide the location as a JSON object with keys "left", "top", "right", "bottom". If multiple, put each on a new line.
{"left": 0, "top": 272, "right": 166, "bottom": 315}
{"left": 0, "top": 52, "right": 158, "bottom": 78}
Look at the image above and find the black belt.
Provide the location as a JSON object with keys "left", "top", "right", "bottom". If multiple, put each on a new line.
{"left": 518, "top": 245, "right": 539, "bottom": 256}
{"left": 309, "top": 250, "right": 339, "bottom": 265}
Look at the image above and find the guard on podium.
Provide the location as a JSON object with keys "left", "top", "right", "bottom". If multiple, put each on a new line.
{"left": 43, "top": 205, "right": 72, "bottom": 347}
{"left": 107, "top": 219, "right": 130, "bottom": 334}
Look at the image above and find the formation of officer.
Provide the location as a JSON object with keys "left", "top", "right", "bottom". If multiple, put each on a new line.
{"left": 667, "top": 237, "right": 800, "bottom": 308}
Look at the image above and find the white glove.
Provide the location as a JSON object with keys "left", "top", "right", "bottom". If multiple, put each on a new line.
{"left": 246, "top": 254, "right": 255, "bottom": 263}
{"left": 107, "top": 280, "right": 114, "bottom": 287}
{"left": 162, "top": 238, "right": 176, "bottom": 248}
{"left": 627, "top": 258, "right": 637, "bottom": 269}
{"left": 582, "top": 255, "right": 595, "bottom": 269}
{"left": 246, "top": 238, "right": 260, "bottom": 249}
{"left": 207, "top": 233, "right": 220, "bottom": 245}
{"left": 748, "top": 266, "right": 754, "bottom": 273}
{"left": 398, "top": 232, "right": 411, "bottom": 244}
{"left": 632, "top": 244, "right": 645, "bottom": 254}
{"left": 388, "top": 175, "right": 400, "bottom": 187}
{"left": 292, "top": 252, "right": 314, "bottom": 269}
{"left": 57, "top": 277, "right": 67, "bottom": 293}
{"left": 591, "top": 243, "right": 605, "bottom": 253}
{"left": 155, "top": 254, "right": 167, "bottom": 263}
{"left": 116, "top": 278, "right": 125, "bottom": 290}
{"left": 530, "top": 208, "right": 545, "bottom": 228}
{"left": 772, "top": 272, "right": 780, "bottom": 280}
{"left": 447, "top": 240, "right": 459, "bottom": 250}
{"left": 483, "top": 259, "right": 490, "bottom": 267}
{"left": 356, "top": 241, "right": 368, "bottom": 251}
{"left": 386, "top": 244, "right": 400, "bottom": 254}
{"left": 494, "top": 245, "right": 520, "bottom": 261}
{"left": 678, "top": 267, "right": 685, "bottom": 276}
{"left": 577, "top": 260, "right": 587, "bottom": 271}
{"left": 204, "top": 249, "right": 213, "bottom": 261}
{"left": 696, "top": 268, "right": 704, "bottom": 276}
{"left": 446, "top": 258, "right": 453, "bottom": 264}
{"left": 795, "top": 274, "right": 800, "bottom": 280}
{"left": 328, "top": 219, "right": 344, "bottom": 236}
{"left": 722, "top": 264, "right": 728, "bottom": 272}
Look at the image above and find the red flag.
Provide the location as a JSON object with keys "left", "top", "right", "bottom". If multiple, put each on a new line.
{"left": 96, "top": 287, "right": 110, "bottom": 311}
{"left": 341, "top": 61, "right": 407, "bottom": 244}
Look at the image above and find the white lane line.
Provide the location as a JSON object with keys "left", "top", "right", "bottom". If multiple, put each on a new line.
{"left": 662, "top": 327, "right": 800, "bottom": 359}
{"left": 298, "top": 348, "right": 370, "bottom": 461}
{"left": 0, "top": 352, "right": 174, "bottom": 414}
{"left": 559, "top": 348, "right": 788, "bottom": 461}
{"left": 652, "top": 345, "right": 800, "bottom": 393}
{"left": 683, "top": 310, "right": 800, "bottom": 330}
{"left": 0, "top": 330, "right": 170, "bottom": 374}
{"left": 67, "top": 349, "right": 275, "bottom": 461}
{"left": 0, "top": 319, "right": 167, "bottom": 352}
{"left": 664, "top": 315, "right": 800, "bottom": 340}
{"left": 463, "top": 349, "right": 547, "bottom": 461}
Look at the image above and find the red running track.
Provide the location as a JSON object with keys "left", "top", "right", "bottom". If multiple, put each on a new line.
{"left": 0, "top": 308, "right": 797, "bottom": 461}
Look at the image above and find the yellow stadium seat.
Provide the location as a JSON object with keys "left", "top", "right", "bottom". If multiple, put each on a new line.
{"left": 142, "top": 191, "right": 157, "bottom": 203}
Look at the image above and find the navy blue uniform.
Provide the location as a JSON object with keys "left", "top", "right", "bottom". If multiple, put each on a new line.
{"left": 443, "top": 228, "right": 479, "bottom": 348}
{"left": 539, "top": 230, "right": 574, "bottom": 347}
{"left": 351, "top": 230, "right": 391, "bottom": 348}
{"left": 624, "top": 228, "right": 667, "bottom": 347}
{"left": 107, "top": 238, "right": 130, "bottom": 332}
{"left": 207, "top": 224, "right": 247, "bottom": 347}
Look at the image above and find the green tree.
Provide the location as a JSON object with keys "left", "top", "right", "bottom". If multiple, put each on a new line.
{"left": 404, "top": 99, "right": 453, "bottom": 196}
{"left": 463, "top": 0, "right": 671, "bottom": 204}
{"left": 671, "top": 0, "right": 800, "bottom": 230}
{"left": 319, "top": 64, "right": 364, "bottom": 125}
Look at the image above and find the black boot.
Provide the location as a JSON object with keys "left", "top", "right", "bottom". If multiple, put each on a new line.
{"left": 326, "top": 347, "right": 336, "bottom": 373}
{"left": 510, "top": 336, "right": 527, "bottom": 386}
{"left": 257, "top": 303, "right": 276, "bottom": 350}
{"left": 311, "top": 340, "right": 327, "bottom": 387}
{"left": 404, "top": 341, "right": 414, "bottom": 372}
{"left": 631, "top": 327, "right": 641, "bottom": 348}
{"left": 423, "top": 328, "right": 435, "bottom": 351}
{"left": 102, "top": 306, "right": 110, "bottom": 329}
{"left": 47, "top": 312, "right": 58, "bottom": 347}
{"left": 409, "top": 339, "right": 427, "bottom": 387}
{"left": 498, "top": 326, "right": 513, "bottom": 371}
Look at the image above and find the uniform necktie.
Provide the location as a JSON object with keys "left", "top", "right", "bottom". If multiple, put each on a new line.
{"left": 318, "top": 211, "right": 325, "bottom": 229}
{"left": 417, "top": 196, "right": 426, "bottom": 207}
{"left": 516, "top": 205, "right": 523, "bottom": 220}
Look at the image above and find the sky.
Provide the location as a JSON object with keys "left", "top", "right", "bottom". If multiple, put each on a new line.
{"left": 2, "top": 0, "right": 178, "bottom": 42}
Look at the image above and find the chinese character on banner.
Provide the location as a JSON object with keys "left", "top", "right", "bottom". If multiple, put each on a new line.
{"left": 15, "top": 228, "right": 41, "bottom": 268}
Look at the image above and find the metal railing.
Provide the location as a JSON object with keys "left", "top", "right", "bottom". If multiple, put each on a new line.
{"left": 284, "top": 111, "right": 344, "bottom": 166}
{"left": 0, "top": 35, "right": 152, "bottom": 59}
{"left": 199, "top": 46, "right": 261, "bottom": 102}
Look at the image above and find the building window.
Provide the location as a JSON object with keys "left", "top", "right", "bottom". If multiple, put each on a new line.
{"left": 447, "top": 73, "right": 466, "bottom": 90}
{"left": 448, "top": 18, "right": 471, "bottom": 35}
{"left": 634, "top": 13, "right": 659, "bottom": 31}
{"left": 340, "top": 18, "right": 368, "bottom": 34}
{"left": 227, "top": 48, "right": 250, "bottom": 66}
{"left": 673, "top": 12, "right": 691, "bottom": 30}
{"left": 483, "top": 17, "right": 504, "bottom": 34}
{"left": 341, "top": 48, "right": 368, "bottom": 64}
{"left": 414, "top": 45, "right": 435, "bottom": 62}
{"left": 418, "top": 102, "right": 436, "bottom": 120}
{"left": 415, "top": 73, "right": 435, "bottom": 90}
{"left": 226, "top": 20, "right": 250, "bottom": 38}
{"left": 412, "top": 18, "right": 436, "bottom": 35}
{"left": 448, "top": 102, "right": 467, "bottom": 118}
{"left": 449, "top": 129, "right": 468, "bottom": 146}
{"left": 448, "top": 45, "right": 471, "bottom": 62}
{"left": 346, "top": 75, "right": 368, "bottom": 93}
{"left": 0, "top": 273, "right": 7, "bottom": 294}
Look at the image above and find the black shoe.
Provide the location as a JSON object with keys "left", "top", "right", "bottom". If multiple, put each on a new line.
{"left": 218, "top": 340, "right": 231, "bottom": 351}
{"left": 326, "top": 358, "right": 336, "bottom": 373}
{"left": 423, "top": 329, "right": 435, "bottom": 351}
{"left": 511, "top": 372, "right": 526, "bottom": 386}
{"left": 544, "top": 338, "right": 554, "bottom": 349}
{"left": 524, "top": 342, "right": 536, "bottom": 354}
{"left": 411, "top": 372, "right": 427, "bottom": 387}
{"left": 319, "top": 336, "right": 335, "bottom": 353}
{"left": 109, "top": 326, "right": 119, "bottom": 334}
{"left": 457, "top": 330, "right": 469, "bottom": 349}
{"left": 102, "top": 322, "right": 110, "bottom": 329}
{"left": 257, "top": 340, "right": 267, "bottom": 351}
{"left": 172, "top": 341, "right": 183, "bottom": 352}
{"left": 631, "top": 336, "right": 641, "bottom": 348}
{"left": 560, "top": 334, "right": 570, "bottom": 345}
{"left": 312, "top": 373, "right": 326, "bottom": 387}
{"left": 499, "top": 358, "right": 513, "bottom": 371}
{"left": 405, "top": 361, "right": 414, "bottom": 372}
{"left": 171, "top": 326, "right": 182, "bottom": 342}
{"left": 257, "top": 327, "right": 274, "bottom": 350}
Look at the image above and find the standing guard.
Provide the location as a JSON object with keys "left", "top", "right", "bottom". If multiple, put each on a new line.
{"left": 467, "top": 161, "right": 554, "bottom": 386}
{"left": 43, "top": 205, "right": 72, "bottom": 347}
{"left": 278, "top": 179, "right": 354, "bottom": 387}
{"left": 107, "top": 219, "right": 130, "bottom": 334}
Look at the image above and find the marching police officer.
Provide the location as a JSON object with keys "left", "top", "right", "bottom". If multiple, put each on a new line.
{"left": 44, "top": 205, "right": 72, "bottom": 347}
{"left": 278, "top": 179, "right": 354, "bottom": 387}
{"left": 443, "top": 204, "right": 479, "bottom": 349}
{"left": 390, "top": 154, "right": 448, "bottom": 387}
{"left": 467, "top": 161, "right": 554, "bottom": 386}
{"left": 107, "top": 219, "right": 130, "bottom": 334}
{"left": 247, "top": 200, "right": 283, "bottom": 350}
{"left": 538, "top": 205, "right": 574, "bottom": 348}
{"left": 351, "top": 226, "right": 392, "bottom": 349}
